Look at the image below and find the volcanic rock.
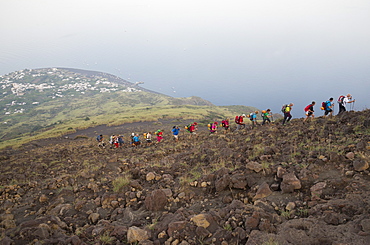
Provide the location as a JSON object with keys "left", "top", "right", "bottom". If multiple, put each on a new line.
{"left": 281, "top": 173, "right": 301, "bottom": 193}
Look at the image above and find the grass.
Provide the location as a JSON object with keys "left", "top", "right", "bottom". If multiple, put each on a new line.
{"left": 297, "top": 208, "right": 309, "bottom": 218}
{"left": 223, "top": 223, "right": 233, "bottom": 231}
{"left": 248, "top": 144, "right": 265, "bottom": 160}
{"left": 112, "top": 174, "right": 131, "bottom": 192}
{"left": 147, "top": 218, "right": 158, "bottom": 231}
{"left": 99, "top": 232, "right": 115, "bottom": 245}
{"left": 280, "top": 210, "right": 291, "bottom": 219}
{"left": 261, "top": 161, "right": 273, "bottom": 175}
{"left": 0, "top": 102, "right": 242, "bottom": 150}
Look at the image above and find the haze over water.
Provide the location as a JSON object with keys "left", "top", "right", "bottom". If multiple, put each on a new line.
{"left": 1, "top": 0, "right": 370, "bottom": 115}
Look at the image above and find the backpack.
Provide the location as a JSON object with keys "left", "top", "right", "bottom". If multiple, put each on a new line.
{"left": 235, "top": 116, "right": 241, "bottom": 124}
{"left": 338, "top": 95, "right": 345, "bottom": 104}
{"left": 281, "top": 104, "right": 288, "bottom": 113}
{"left": 304, "top": 104, "right": 311, "bottom": 112}
{"left": 221, "top": 120, "right": 226, "bottom": 127}
{"left": 185, "top": 124, "right": 190, "bottom": 131}
{"left": 207, "top": 123, "right": 213, "bottom": 131}
{"left": 321, "top": 102, "right": 326, "bottom": 110}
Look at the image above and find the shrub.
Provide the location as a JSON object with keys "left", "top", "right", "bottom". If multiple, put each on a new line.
{"left": 112, "top": 174, "right": 131, "bottom": 192}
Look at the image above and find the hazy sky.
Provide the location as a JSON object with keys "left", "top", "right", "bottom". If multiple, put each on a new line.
{"left": 1, "top": 0, "right": 370, "bottom": 116}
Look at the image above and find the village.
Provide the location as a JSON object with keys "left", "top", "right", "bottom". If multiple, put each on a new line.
{"left": 0, "top": 68, "right": 141, "bottom": 116}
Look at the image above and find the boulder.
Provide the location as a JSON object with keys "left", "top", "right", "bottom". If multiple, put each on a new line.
{"left": 353, "top": 160, "right": 369, "bottom": 171}
{"left": 145, "top": 189, "right": 167, "bottom": 211}
{"left": 310, "top": 182, "right": 327, "bottom": 201}
{"left": 146, "top": 172, "right": 156, "bottom": 181}
{"left": 231, "top": 173, "right": 248, "bottom": 189}
{"left": 246, "top": 161, "right": 263, "bottom": 173}
{"left": 190, "top": 213, "right": 218, "bottom": 232}
{"left": 253, "top": 182, "right": 272, "bottom": 201}
{"left": 281, "top": 173, "right": 301, "bottom": 193}
{"left": 360, "top": 219, "right": 370, "bottom": 233}
{"left": 215, "top": 174, "right": 231, "bottom": 192}
{"left": 285, "top": 202, "right": 296, "bottom": 211}
{"left": 191, "top": 214, "right": 210, "bottom": 228}
{"left": 127, "top": 226, "right": 150, "bottom": 243}
{"left": 195, "top": 226, "right": 211, "bottom": 238}
{"left": 345, "top": 152, "right": 355, "bottom": 160}
{"left": 88, "top": 213, "right": 100, "bottom": 224}
{"left": 167, "top": 221, "right": 187, "bottom": 237}
{"left": 245, "top": 211, "right": 260, "bottom": 232}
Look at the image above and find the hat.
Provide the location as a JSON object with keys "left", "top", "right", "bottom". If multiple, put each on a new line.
{"left": 242, "top": 114, "right": 246, "bottom": 117}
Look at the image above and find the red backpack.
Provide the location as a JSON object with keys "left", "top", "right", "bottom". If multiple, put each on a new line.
{"left": 235, "top": 116, "right": 239, "bottom": 124}
{"left": 338, "top": 95, "right": 345, "bottom": 104}
{"left": 304, "top": 104, "right": 311, "bottom": 112}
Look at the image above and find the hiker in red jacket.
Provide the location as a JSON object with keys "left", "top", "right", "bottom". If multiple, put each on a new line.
{"left": 303, "top": 101, "right": 315, "bottom": 122}
{"left": 221, "top": 118, "right": 230, "bottom": 133}
{"left": 235, "top": 114, "right": 246, "bottom": 131}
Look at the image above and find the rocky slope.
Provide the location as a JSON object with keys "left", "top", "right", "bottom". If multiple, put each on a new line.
{"left": 0, "top": 110, "right": 370, "bottom": 245}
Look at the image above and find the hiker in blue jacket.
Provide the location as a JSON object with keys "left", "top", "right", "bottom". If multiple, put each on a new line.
{"left": 172, "top": 126, "right": 181, "bottom": 142}
{"left": 324, "top": 98, "right": 334, "bottom": 117}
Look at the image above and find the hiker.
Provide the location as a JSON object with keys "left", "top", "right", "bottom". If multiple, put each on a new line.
{"left": 146, "top": 132, "right": 152, "bottom": 145}
{"left": 155, "top": 129, "right": 163, "bottom": 143}
{"left": 221, "top": 118, "right": 230, "bottom": 133}
{"left": 109, "top": 134, "right": 114, "bottom": 146}
{"left": 282, "top": 103, "right": 293, "bottom": 125}
{"left": 96, "top": 134, "right": 105, "bottom": 147}
{"left": 303, "top": 101, "right": 315, "bottom": 122}
{"left": 132, "top": 133, "right": 140, "bottom": 147}
{"left": 209, "top": 121, "right": 218, "bottom": 134}
{"left": 186, "top": 122, "right": 198, "bottom": 138}
{"left": 118, "top": 135, "right": 124, "bottom": 147}
{"left": 249, "top": 111, "right": 259, "bottom": 128}
{"left": 235, "top": 114, "right": 246, "bottom": 131}
{"left": 113, "top": 135, "right": 119, "bottom": 148}
{"left": 172, "top": 126, "right": 181, "bottom": 141}
{"left": 261, "top": 109, "right": 272, "bottom": 125}
{"left": 338, "top": 94, "right": 355, "bottom": 114}
{"left": 323, "top": 98, "right": 334, "bottom": 117}
{"left": 130, "top": 133, "right": 135, "bottom": 145}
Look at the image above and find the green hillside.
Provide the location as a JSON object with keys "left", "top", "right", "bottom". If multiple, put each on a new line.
{"left": 0, "top": 68, "right": 258, "bottom": 148}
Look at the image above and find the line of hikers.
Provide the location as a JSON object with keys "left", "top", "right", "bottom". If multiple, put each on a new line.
{"left": 96, "top": 94, "right": 355, "bottom": 147}
{"left": 302, "top": 94, "right": 356, "bottom": 122}
{"left": 96, "top": 125, "right": 186, "bottom": 148}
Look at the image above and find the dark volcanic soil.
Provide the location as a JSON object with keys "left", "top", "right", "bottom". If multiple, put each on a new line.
{"left": 1, "top": 111, "right": 370, "bottom": 245}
